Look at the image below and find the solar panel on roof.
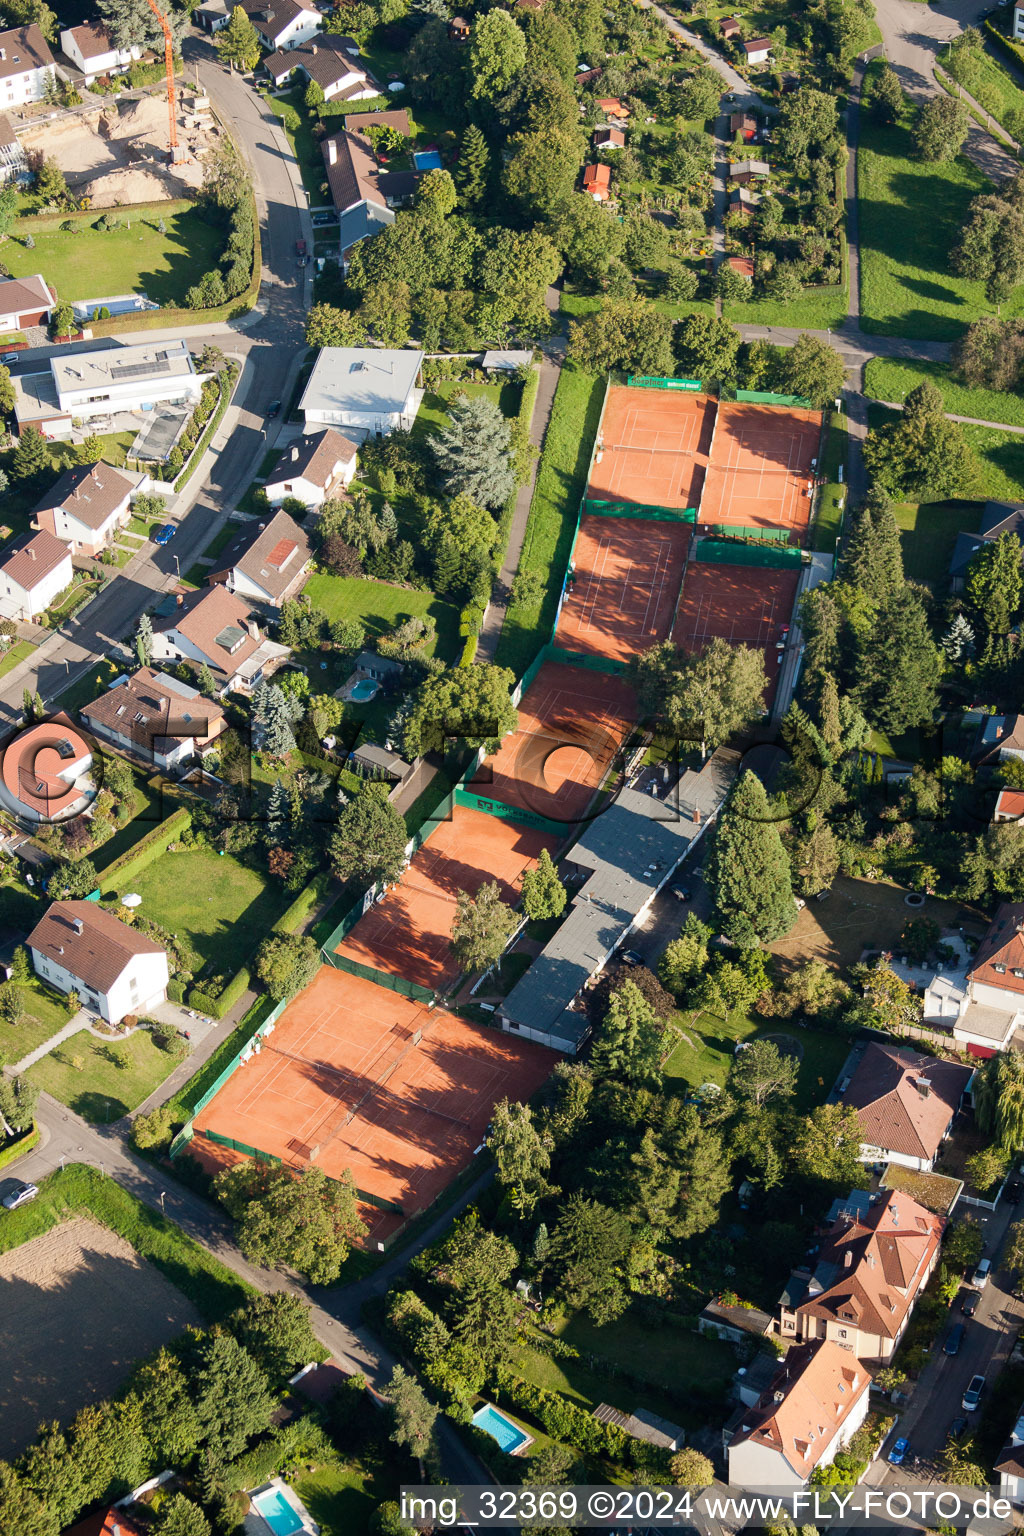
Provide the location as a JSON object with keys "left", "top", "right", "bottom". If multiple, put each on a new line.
{"left": 215, "top": 624, "right": 246, "bottom": 651}
{"left": 109, "top": 356, "right": 174, "bottom": 381}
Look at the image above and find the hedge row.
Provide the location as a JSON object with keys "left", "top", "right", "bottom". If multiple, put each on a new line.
{"left": 98, "top": 807, "right": 191, "bottom": 890}
{"left": 0, "top": 1123, "right": 39, "bottom": 1171}
{"left": 187, "top": 964, "right": 250, "bottom": 1020}
{"left": 174, "top": 368, "right": 239, "bottom": 491}
{"left": 493, "top": 1367, "right": 628, "bottom": 1460}
{"left": 273, "top": 873, "right": 329, "bottom": 935}
{"left": 491, "top": 362, "right": 541, "bottom": 578}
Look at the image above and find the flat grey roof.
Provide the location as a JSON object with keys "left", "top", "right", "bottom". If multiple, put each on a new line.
{"left": 300, "top": 347, "right": 424, "bottom": 418}
{"left": 501, "top": 750, "right": 739, "bottom": 1040}
{"left": 52, "top": 339, "right": 195, "bottom": 395}
{"left": 482, "top": 350, "right": 534, "bottom": 371}
{"left": 13, "top": 369, "right": 61, "bottom": 423}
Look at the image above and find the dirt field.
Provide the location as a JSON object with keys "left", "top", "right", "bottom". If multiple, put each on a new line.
{"left": 767, "top": 875, "right": 987, "bottom": 973}
{"left": 18, "top": 91, "right": 217, "bottom": 207}
{"left": 0, "top": 1216, "right": 199, "bottom": 1457}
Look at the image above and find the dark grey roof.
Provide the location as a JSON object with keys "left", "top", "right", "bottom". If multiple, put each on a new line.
{"left": 351, "top": 742, "right": 410, "bottom": 777}
{"left": 950, "top": 531, "right": 985, "bottom": 580}
{"left": 354, "top": 649, "right": 403, "bottom": 676}
{"left": 338, "top": 200, "right": 394, "bottom": 254}
{"left": 499, "top": 750, "right": 739, "bottom": 1041}
{"left": 981, "top": 500, "right": 1024, "bottom": 537}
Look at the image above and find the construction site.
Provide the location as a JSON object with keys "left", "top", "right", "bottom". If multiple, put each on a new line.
{"left": 16, "top": 85, "right": 218, "bottom": 207}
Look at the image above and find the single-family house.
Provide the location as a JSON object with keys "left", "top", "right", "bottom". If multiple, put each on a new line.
{"left": 720, "top": 15, "right": 741, "bottom": 38}
{"left": 263, "top": 428, "right": 358, "bottom": 507}
{"left": 1014, "top": 3, "right": 1024, "bottom": 41}
{"left": 320, "top": 127, "right": 417, "bottom": 216}
{"left": 744, "top": 35, "right": 772, "bottom": 63}
{"left": 729, "top": 158, "right": 770, "bottom": 184}
{"left": 27, "top": 899, "right": 169, "bottom": 1023}
{"left": 151, "top": 586, "right": 289, "bottom": 694}
{"left": 300, "top": 347, "right": 424, "bottom": 436}
{"left": 918, "top": 898, "right": 1024, "bottom": 1056}
{"left": 59, "top": 22, "right": 141, "bottom": 83}
{"left": 838, "top": 1041, "right": 972, "bottom": 1173}
{"left": 730, "top": 186, "right": 761, "bottom": 218}
{"left": 0, "top": 113, "right": 25, "bottom": 182}
{"left": 263, "top": 35, "right": 379, "bottom": 101}
{"left": 975, "top": 712, "right": 1024, "bottom": 766}
{"left": 997, "top": 1400, "right": 1024, "bottom": 1503}
{"left": 731, "top": 110, "right": 757, "bottom": 137}
{"left": 33, "top": 461, "right": 134, "bottom": 557}
{"left": 0, "top": 528, "right": 72, "bottom": 622}
{"left": 336, "top": 198, "right": 395, "bottom": 269}
{"left": 0, "top": 712, "right": 92, "bottom": 823}
{"left": 726, "top": 1340, "right": 871, "bottom": 1492}
{"left": 0, "top": 273, "right": 52, "bottom": 330}
{"left": 596, "top": 95, "right": 629, "bottom": 120}
{"left": 243, "top": 0, "right": 321, "bottom": 51}
{"left": 995, "top": 788, "right": 1024, "bottom": 823}
{"left": 206, "top": 509, "right": 312, "bottom": 608}
{"left": 583, "top": 162, "right": 612, "bottom": 201}
{"left": 949, "top": 501, "right": 1024, "bottom": 592}
{"left": 593, "top": 125, "right": 625, "bottom": 149}
{"left": 777, "top": 1188, "right": 944, "bottom": 1363}
{"left": 448, "top": 14, "right": 470, "bottom": 40}
{"left": 80, "top": 666, "right": 227, "bottom": 769}
{"left": 0, "top": 26, "right": 57, "bottom": 107}
{"left": 50, "top": 340, "right": 203, "bottom": 422}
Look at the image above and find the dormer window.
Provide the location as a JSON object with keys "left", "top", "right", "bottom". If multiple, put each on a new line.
{"left": 995, "top": 963, "right": 1007, "bottom": 974}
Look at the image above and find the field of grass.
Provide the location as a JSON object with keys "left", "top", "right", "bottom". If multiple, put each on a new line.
{"left": 941, "top": 40, "right": 1024, "bottom": 139}
{"left": 857, "top": 76, "right": 1024, "bottom": 339}
{"left": 769, "top": 874, "right": 984, "bottom": 971}
{"left": 0, "top": 1163, "right": 249, "bottom": 1320}
{"left": 495, "top": 366, "right": 605, "bottom": 678}
{"left": 125, "top": 847, "right": 292, "bottom": 977}
{"left": 0, "top": 639, "right": 33, "bottom": 679}
{"left": 412, "top": 378, "right": 520, "bottom": 440}
{"left": 662, "top": 1007, "right": 851, "bottom": 1112}
{"left": 892, "top": 498, "right": 983, "bottom": 586}
{"left": 724, "top": 280, "right": 849, "bottom": 330}
{"left": 813, "top": 483, "right": 846, "bottom": 555}
{"left": 961, "top": 422, "right": 1024, "bottom": 500}
{"left": 26, "top": 1026, "right": 183, "bottom": 1122}
{"left": 864, "top": 357, "right": 1024, "bottom": 428}
{"left": 0, "top": 980, "right": 68, "bottom": 1065}
{"left": 303, "top": 572, "right": 460, "bottom": 660}
{"left": 4, "top": 203, "right": 223, "bottom": 308}
{"left": 295, "top": 1460, "right": 391, "bottom": 1536}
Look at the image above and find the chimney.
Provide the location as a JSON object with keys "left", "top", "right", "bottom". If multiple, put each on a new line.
{"left": 916, "top": 1078, "right": 931, "bottom": 1098}
{"left": 176, "top": 592, "right": 184, "bottom": 605}
{"left": 247, "top": 619, "right": 260, "bottom": 640}
{"left": 311, "top": 42, "right": 317, "bottom": 52}
{"left": 28, "top": 546, "right": 35, "bottom": 560}
{"left": 843, "top": 1249, "right": 852, "bottom": 1267}
{"left": 327, "top": 136, "right": 337, "bottom": 164}
{"left": 72, "top": 917, "right": 84, "bottom": 935}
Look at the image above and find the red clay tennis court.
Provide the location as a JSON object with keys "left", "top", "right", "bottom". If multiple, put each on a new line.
{"left": 192, "top": 966, "right": 555, "bottom": 1240}
{"left": 472, "top": 661, "right": 638, "bottom": 824}
{"left": 699, "top": 401, "right": 821, "bottom": 537}
{"left": 673, "top": 560, "right": 802, "bottom": 704}
{"left": 556, "top": 514, "right": 689, "bottom": 664}
{"left": 588, "top": 386, "right": 716, "bottom": 510}
{"left": 335, "top": 805, "right": 560, "bottom": 992}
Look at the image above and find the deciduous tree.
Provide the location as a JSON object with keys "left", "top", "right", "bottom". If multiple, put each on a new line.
{"left": 402, "top": 663, "right": 517, "bottom": 757}
{"left": 470, "top": 8, "right": 526, "bottom": 101}
{"left": 215, "top": 1162, "right": 366, "bottom": 1283}
{"left": 781, "top": 333, "right": 846, "bottom": 408}
{"left": 329, "top": 782, "right": 408, "bottom": 887}
{"left": 912, "top": 94, "right": 968, "bottom": 160}
{"left": 254, "top": 933, "right": 320, "bottom": 1000}
{"left": 450, "top": 880, "right": 519, "bottom": 973}
{"left": 567, "top": 296, "right": 674, "bottom": 376}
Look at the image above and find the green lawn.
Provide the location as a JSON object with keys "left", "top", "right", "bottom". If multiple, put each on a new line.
{"left": 26, "top": 1026, "right": 188, "bottom": 1122}
{"left": 495, "top": 366, "right": 605, "bottom": 678}
{"left": 0, "top": 638, "right": 33, "bottom": 679}
{"left": 303, "top": 572, "right": 459, "bottom": 660}
{"left": 3, "top": 203, "right": 223, "bottom": 308}
{"left": 412, "top": 378, "right": 520, "bottom": 440}
{"left": 857, "top": 74, "right": 1024, "bottom": 339}
{"left": 941, "top": 40, "right": 1024, "bottom": 139}
{"left": 724, "top": 279, "right": 849, "bottom": 331}
{"left": 294, "top": 1462, "right": 382, "bottom": 1536}
{"left": 0, "top": 876, "right": 41, "bottom": 947}
{"left": 662, "top": 1008, "right": 850, "bottom": 1112}
{"left": 123, "top": 847, "right": 293, "bottom": 977}
{"left": 91, "top": 774, "right": 167, "bottom": 874}
{"left": 264, "top": 89, "right": 325, "bottom": 201}
{"left": 892, "top": 498, "right": 984, "bottom": 585}
{"left": 199, "top": 522, "right": 239, "bottom": 561}
{"left": 961, "top": 423, "right": 1024, "bottom": 500}
{"left": 0, "top": 979, "right": 68, "bottom": 1065}
{"left": 0, "top": 1164, "right": 249, "bottom": 1321}
{"left": 864, "top": 357, "right": 1024, "bottom": 428}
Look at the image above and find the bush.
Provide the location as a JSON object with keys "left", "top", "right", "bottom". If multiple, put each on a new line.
{"left": 131, "top": 1104, "right": 175, "bottom": 1151}
{"left": 100, "top": 807, "right": 191, "bottom": 890}
{"left": 188, "top": 988, "right": 222, "bottom": 1016}
{"left": 167, "top": 978, "right": 186, "bottom": 1003}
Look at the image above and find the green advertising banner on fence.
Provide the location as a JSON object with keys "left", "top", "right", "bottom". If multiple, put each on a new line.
{"left": 583, "top": 499, "right": 697, "bottom": 523}
{"left": 735, "top": 390, "right": 814, "bottom": 408}
{"left": 696, "top": 538, "right": 805, "bottom": 569}
{"left": 455, "top": 787, "right": 566, "bottom": 839}
{"left": 627, "top": 375, "right": 702, "bottom": 391}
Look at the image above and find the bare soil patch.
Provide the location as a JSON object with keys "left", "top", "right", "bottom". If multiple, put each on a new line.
{"left": 767, "top": 875, "right": 986, "bottom": 973}
{"left": 0, "top": 1215, "right": 199, "bottom": 1457}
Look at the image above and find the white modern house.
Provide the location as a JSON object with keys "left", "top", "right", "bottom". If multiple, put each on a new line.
{"left": 1014, "top": 3, "right": 1024, "bottom": 40}
{"left": 27, "top": 900, "right": 169, "bottom": 1024}
{"left": 263, "top": 35, "right": 380, "bottom": 101}
{"left": 727, "top": 1341, "right": 871, "bottom": 1492}
{"left": 263, "top": 429, "right": 358, "bottom": 508}
{"left": 0, "top": 528, "right": 72, "bottom": 622}
{"left": 0, "top": 25, "right": 57, "bottom": 107}
{"left": 0, "top": 713, "right": 93, "bottom": 824}
{"left": 51, "top": 341, "right": 204, "bottom": 423}
{"left": 33, "top": 461, "right": 134, "bottom": 558}
{"left": 243, "top": 0, "right": 321, "bottom": 51}
{"left": 300, "top": 348, "right": 424, "bottom": 437}
{"left": 59, "top": 21, "right": 142, "bottom": 84}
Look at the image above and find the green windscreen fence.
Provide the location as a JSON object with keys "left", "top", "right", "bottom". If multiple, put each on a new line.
{"left": 583, "top": 498, "right": 697, "bottom": 523}
{"left": 546, "top": 643, "right": 627, "bottom": 674}
{"left": 321, "top": 948, "right": 436, "bottom": 1004}
{"left": 735, "top": 390, "right": 814, "bottom": 408}
{"left": 455, "top": 787, "right": 566, "bottom": 839}
{"left": 711, "top": 524, "right": 794, "bottom": 544}
{"left": 696, "top": 538, "right": 805, "bottom": 569}
{"left": 626, "top": 375, "right": 702, "bottom": 391}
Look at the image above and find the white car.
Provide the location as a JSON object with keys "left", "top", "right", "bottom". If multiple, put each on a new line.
{"left": 2, "top": 1181, "right": 38, "bottom": 1210}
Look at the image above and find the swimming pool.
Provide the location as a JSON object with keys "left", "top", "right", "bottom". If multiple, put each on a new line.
{"left": 472, "top": 1402, "right": 530, "bottom": 1454}
{"left": 350, "top": 677, "right": 379, "bottom": 702}
{"left": 252, "top": 1487, "right": 304, "bottom": 1536}
{"left": 414, "top": 149, "right": 443, "bottom": 171}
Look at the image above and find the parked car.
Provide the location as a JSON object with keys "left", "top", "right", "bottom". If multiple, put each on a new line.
{"left": 963, "top": 1374, "right": 986, "bottom": 1412}
{"left": 888, "top": 1436, "right": 910, "bottom": 1465}
{"left": 961, "top": 1290, "right": 979, "bottom": 1317}
{"left": 153, "top": 523, "right": 176, "bottom": 546}
{"left": 1, "top": 350, "right": 19, "bottom": 364}
{"left": 949, "top": 1416, "right": 968, "bottom": 1441}
{"left": 2, "top": 1181, "right": 38, "bottom": 1210}
{"left": 312, "top": 211, "right": 335, "bottom": 226}
{"left": 267, "top": 400, "right": 282, "bottom": 419}
{"left": 944, "top": 1323, "right": 965, "bottom": 1356}
{"left": 670, "top": 883, "right": 692, "bottom": 901}
{"left": 620, "top": 950, "right": 644, "bottom": 967}
{"left": 972, "top": 1257, "right": 992, "bottom": 1289}
{"left": 296, "top": 238, "right": 307, "bottom": 256}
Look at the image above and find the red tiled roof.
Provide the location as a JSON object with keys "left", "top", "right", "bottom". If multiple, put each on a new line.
{"left": 841, "top": 1041, "right": 971, "bottom": 1161}
{"left": 0, "top": 712, "right": 90, "bottom": 818}
{"left": 0, "top": 528, "right": 70, "bottom": 590}
{"left": 583, "top": 163, "right": 611, "bottom": 191}
{"left": 996, "top": 788, "right": 1024, "bottom": 820}
{"left": 34, "top": 461, "right": 133, "bottom": 533}
{"left": 970, "top": 901, "right": 1024, "bottom": 997}
{"left": 28, "top": 900, "right": 165, "bottom": 993}
{"left": 732, "top": 1340, "right": 871, "bottom": 1480}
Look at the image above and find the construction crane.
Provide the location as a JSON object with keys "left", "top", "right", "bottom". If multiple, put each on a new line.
{"left": 145, "top": 0, "right": 181, "bottom": 160}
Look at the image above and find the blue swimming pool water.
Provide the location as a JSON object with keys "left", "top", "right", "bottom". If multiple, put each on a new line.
{"left": 414, "top": 150, "right": 443, "bottom": 170}
{"left": 350, "top": 677, "right": 379, "bottom": 701}
{"left": 472, "top": 1403, "right": 529, "bottom": 1453}
{"left": 253, "top": 1489, "right": 303, "bottom": 1536}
